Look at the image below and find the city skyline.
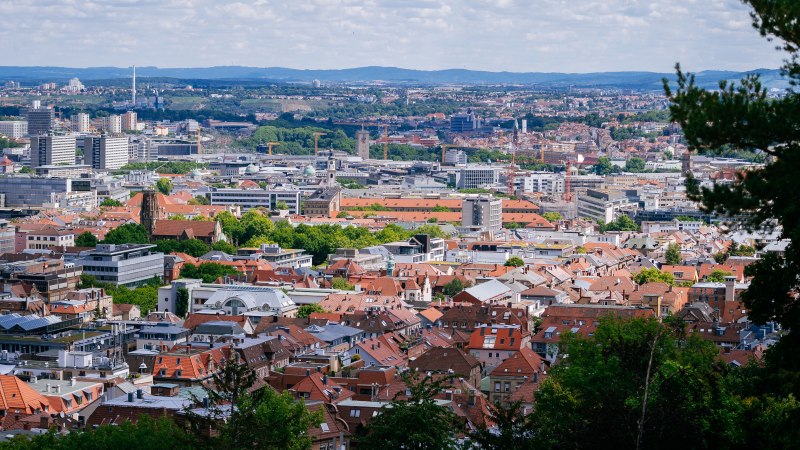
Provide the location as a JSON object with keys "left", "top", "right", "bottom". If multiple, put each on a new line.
{"left": 0, "top": 0, "right": 785, "bottom": 73}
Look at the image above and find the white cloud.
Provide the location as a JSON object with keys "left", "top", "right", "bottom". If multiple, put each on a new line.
{"left": 0, "top": 0, "right": 784, "bottom": 72}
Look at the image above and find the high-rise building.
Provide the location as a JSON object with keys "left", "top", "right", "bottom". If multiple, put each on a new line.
{"left": 123, "top": 111, "right": 137, "bottom": 131}
{"left": 71, "top": 113, "right": 90, "bottom": 132}
{"left": 84, "top": 135, "right": 129, "bottom": 170}
{"left": 0, "top": 121, "right": 28, "bottom": 139}
{"left": 103, "top": 115, "right": 122, "bottom": 134}
{"left": 26, "top": 107, "right": 54, "bottom": 136}
{"left": 29, "top": 134, "right": 76, "bottom": 168}
{"left": 450, "top": 111, "right": 482, "bottom": 133}
{"left": 355, "top": 130, "right": 370, "bottom": 160}
{"left": 462, "top": 195, "right": 502, "bottom": 232}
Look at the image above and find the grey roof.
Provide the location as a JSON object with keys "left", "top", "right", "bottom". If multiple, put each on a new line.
{"left": 0, "top": 313, "right": 61, "bottom": 331}
{"left": 139, "top": 324, "right": 188, "bottom": 335}
{"left": 463, "top": 279, "right": 512, "bottom": 301}
{"left": 199, "top": 251, "right": 234, "bottom": 262}
{"left": 194, "top": 321, "right": 245, "bottom": 335}
{"left": 305, "top": 323, "right": 363, "bottom": 342}
{"left": 102, "top": 393, "right": 192, "bottom": 410}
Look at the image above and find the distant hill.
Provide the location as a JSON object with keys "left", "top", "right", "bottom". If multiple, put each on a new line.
{"left": 0, "top": 65, "right": 786, "bottom": 90}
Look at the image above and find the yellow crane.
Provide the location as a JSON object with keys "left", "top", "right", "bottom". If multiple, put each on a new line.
{"left": 440, "top": 144, "right": 458, "bottom": 164}
{"left": 382, "top": 124, "right": 389, "bottom": 160}
{"left": 313, "top": 132, "right": 327, "bottom": 156}
{"left": 266, "top": 141, "right": 281, "bottom": 156}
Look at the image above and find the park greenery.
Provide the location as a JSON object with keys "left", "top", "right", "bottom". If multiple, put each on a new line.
{"left": 180, "top": 262, "right": 240, "bottom": 283}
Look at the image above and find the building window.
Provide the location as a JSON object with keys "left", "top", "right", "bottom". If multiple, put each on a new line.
{"left": 494, "top": 382, "right": 500, "bottom": 392}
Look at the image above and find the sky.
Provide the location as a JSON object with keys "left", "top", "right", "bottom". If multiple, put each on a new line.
{"left": 0, "top": 0, "right": 786, "bottom": 73}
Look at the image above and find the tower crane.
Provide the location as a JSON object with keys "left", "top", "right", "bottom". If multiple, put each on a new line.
{"left": 382, "top": 124, "right": 389, "bottom": 160}
{"left": 266, "top": 141, "right": 281, "bottom": 156}
{"left": 313, "top": 132, "right": 327, "bottom": 157}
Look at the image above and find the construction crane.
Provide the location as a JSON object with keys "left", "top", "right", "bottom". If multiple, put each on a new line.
{"left": 440, "top": 144, "right": 457, "bottom": 164}
{"left": 266, "top": 141, "right": 280, "bottom": 156}
{"left": 313, "top": 132, "right": 326, "bottom": 157}
{"left": 382, "top": 124, "right": 389, "bottom": 160}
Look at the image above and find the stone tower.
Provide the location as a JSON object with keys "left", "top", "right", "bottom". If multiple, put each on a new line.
{"left": 140, "top": 189, "right": 160, "bottom": 237}
{"left": 356, "top": 130, "right": 370, "bottom": 160}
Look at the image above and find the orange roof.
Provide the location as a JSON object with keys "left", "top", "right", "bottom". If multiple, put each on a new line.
{"left": 468, "top": 326, "right": 527, "bottom": 351}
{"left": 341, "top": 198, "right": 462, "bottom": 209}
{"left": 151, "top": 346, "right": 230, "bottom": 380}
{"left": 0, "top": 375, "right": 59, "bottom": 415}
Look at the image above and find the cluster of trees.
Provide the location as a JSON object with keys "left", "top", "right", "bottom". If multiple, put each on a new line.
{"left": 180, "top": 262, "right": 240, "bottom": 283}
{"left": 357, "top": 316, "right": 800, "bottom": 449}
{"left": 238, "top": 125, "right": 354, "bottom": 154}
{"left": 79, "top": 275, "right": 162, "bottom": 313}
{"left": 714, "top": 243, "right": 756, "bottom": 263}
{"left": 117, "top": 161, "right": 207, "bottom": 175}
{"left": 599, "top": 215, "right": 640, "bottom": 232}
{"left": 370, "top": 144, "right": 441, "bottom": 161}
{"left": 633, "top": 268, "right": 676, "bottom": 286}
{"left": 215, "top": 210, "right": 447, "bottom": 265}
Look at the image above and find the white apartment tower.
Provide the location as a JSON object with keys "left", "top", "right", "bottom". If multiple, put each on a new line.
{"left": 103, "top": 115, "right": 122, "bottom": 134}
{"left": 71, "top": 113, "right": 90, "bottom": 132}
{"left": 462, "top": 195, "right": 503, "bottom": 232}
{"left": 84, "top": 135, "right": 129, "bottom": 170}
{"left": 30, "top": 135, "right": 76, "bottom": 168}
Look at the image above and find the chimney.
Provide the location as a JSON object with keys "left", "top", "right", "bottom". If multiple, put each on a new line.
{"left": 136, "top": 389, "right": 143, "bottom": 399}
{"left": 127, "top": 392, "right": 134, "bottom": 402}
{"left": 533, "top": 371, "right": 539, "bottom": 383}
{"left": 306, "top": 369, "right": 311, "bottom": 376}
{"left": 322, "top": 375, "right": 328, "bottom": 385}
{"left": 203, "top": 397, "right": 210, "bottom": 408}
{"left": 724, "top": 276, "right": 736, "bottom": 303}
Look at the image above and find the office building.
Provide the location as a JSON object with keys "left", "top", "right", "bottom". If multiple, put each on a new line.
{"left": 355, "top": 130, "right": 370, "bottom": 160}
{"left": 450, "top": 111, "right": 482, "bottom": 133}
{"left": 25, "top": 227, "right": 75, "bottom": 250}
{"left": 0, "top": 121, "right": 27, "bottom": 139}
{"left": 30, "top": 134, "right": 76, "bottom": 168}
{"left": 26, "top": 107, "right": 54, "bottom": 136}
{"left": 75, "top": 244, "right": 164, "bottom": 287}
{"left": 123, "top": 111, "right": 137, "bottom": 131}
{"left": 445, "top": 148, "right": 467, "bottom": 165}
{"left": 456, "top": 166, "right": 499, "bottom": 189}
{"left": 102, "top": 115, "right": 122, "bottom": 134}
{"left": 0, "top": 220, "right": 15, "bottom": 254}
{"left": 83, "top": 135, "right": 129, "bottom": 170}
{"left": 71, "top": 113, "right": 90, "bottom": 132}
{"left": 0, "top": 176, "right": 93, "bottom": 209}
{"left": 577, "top": 189, "right": 637, "bottom": 224}
{"left": 462, "top": 196, "right": 502, "bottom": 232}
{"left": 208, "top": 188, "right": 302, "bottom": 213}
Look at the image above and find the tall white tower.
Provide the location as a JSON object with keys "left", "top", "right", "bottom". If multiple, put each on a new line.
{"left": 132, "top": 65, "right": 136, "bottom": 106}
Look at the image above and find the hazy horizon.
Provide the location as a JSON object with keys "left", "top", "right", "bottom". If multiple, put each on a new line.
{"left": 0, "top": 0, "right": 784, "bottom": 74}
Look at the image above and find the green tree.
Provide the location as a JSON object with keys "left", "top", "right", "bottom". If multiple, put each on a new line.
{"left": 296, "top": 303, "right": 325, "bottom": 318}
{"left": 103, "top": 223, "right": 150, "bottom": 244}
{"left": 414, "top": 224, "right": 448, "bottom": 239}
{"left": 154, "top": 238, "right": 210, "bottom": 257}
{"left": 665, "top": 0, "right": 800, "bottom": 396}
{"left": 275, "top": 201, "right": 289, "bottom": 210}
{"left": 442, "top": 278, "right": 465, "bottom": 296}
{"left": 359, "top": 372, "right": 460, "bottom": 450}
{"left": 330, "top": 277, "right": 355, "bottom": 291}
{"left": 336, "top": 211, "right": 349, "bottom": 218}
{"left": 602, "top": 215, "right": 640, "bottom": 232}
{"left": 216, "top": 211, "right": 245, "bottom": 245}
{"left": 187, "top": 352, "right": 321, "bottom": 450}
{"left": 18, "top": 166, "right": 33, "bottom": 174}
{"left": 188, "top": 195, "right": 210, "bottom": 205}
{"left": 530, "top": 317, "right": 742, "bottom": 449}
{"left": 505, "top": 256, "right": 525, "bottom": 267}
{"left": 593, "top": 156, "right": 616, "bottom": 175}
{"left": 0, "top": 415, "right": 194, "bottom": 450}
{"left": 180, "top": 262, "right": 240, "bottom": 283}
{"left": 75, "top": 231, "right": 98, "bottom": 247}
{"left": 431, "top": 205, "right": 451, "bottom": 212}
{"left": 100, "top": 197, "right": 123, "bottom": 207}
{"left": 211, "top": 240, "right": 238, "bottom": 254}
{"left": 633, "top": 268, "right": 675, "bottom": 286}
{"left": 542, "top": 211, "right": 563, "bottom": 222}
{"left": 156, "top": 177, "right": 173, "bottom": 195}
{"left": 625, "top": 156, "right": 646, "bottom": 172}
{"left": 707, "top": 269, "right": 733, "bottom": 283}
{"left": 175, "top": 287, "right": 190, "bottom": 318}
{"left": 504, "top": 221, "right": 521, "bottom": 230}
{"left": 665, "top": 243, "right": 682, "bottom": 265}
{"left": 468, "top": 401, "right": 534, "bottom": 450}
